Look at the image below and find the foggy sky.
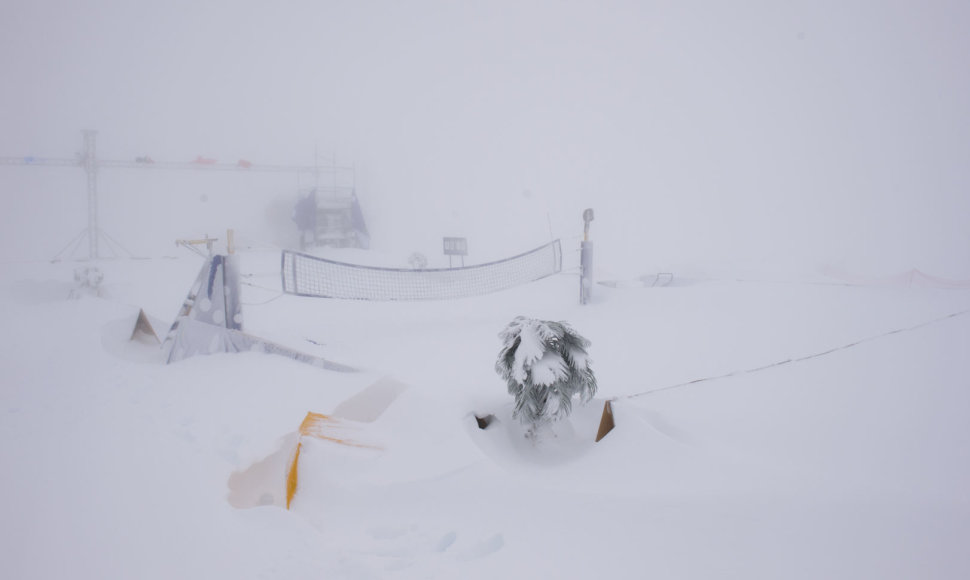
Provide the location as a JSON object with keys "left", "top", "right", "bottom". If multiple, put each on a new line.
{"left": 2, "top": 0, "right": 968, "bottom": 276}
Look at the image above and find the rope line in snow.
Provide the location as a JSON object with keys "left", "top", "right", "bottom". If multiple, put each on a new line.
{"left": 621, "top": 308, "right": 970, "bottom": 400}
{"left": 240, "top": 280, "right": 285, "bottom": 305}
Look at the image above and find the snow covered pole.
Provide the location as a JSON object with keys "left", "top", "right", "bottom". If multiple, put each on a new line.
{"left": 580, "top": 208, "right": 594, "bottom": 305}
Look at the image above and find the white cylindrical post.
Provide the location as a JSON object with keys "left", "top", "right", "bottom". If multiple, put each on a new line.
{"left": 580, "top": 209, "right": 594, "bottom": 305}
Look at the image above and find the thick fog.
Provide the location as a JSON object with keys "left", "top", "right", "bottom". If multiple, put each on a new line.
{"left": 2, "top": 1, "right": 968, "bottom": 276}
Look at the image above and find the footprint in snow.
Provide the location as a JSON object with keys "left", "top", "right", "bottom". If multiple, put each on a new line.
{"left": 458, "top": 533, "right": 504, "bottom": 561}
{"left": 363, "top": 526, "right": 503, "bottom": 572}
{"left": 367, "top": 524, "right": 413, "bottom": 541}
{"left": 435, "top": 531, "right": 457, "bottom": 552}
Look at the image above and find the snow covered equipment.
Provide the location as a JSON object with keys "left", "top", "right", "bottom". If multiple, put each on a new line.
{"left": 69, "top": 266, "right": 104, "bottom": 299}
{"left": 292, "top": 187, "right": 370, "bottom": 250}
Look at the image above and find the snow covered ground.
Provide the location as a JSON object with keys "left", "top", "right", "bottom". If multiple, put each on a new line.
{"left": 3, "top": 1, "right": 969, "bottom": 577}
{"left": 2, "top": 249, "right": 968, "bottom": 579}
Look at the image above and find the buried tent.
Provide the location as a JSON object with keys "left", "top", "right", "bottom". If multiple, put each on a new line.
{"left": 162, "top": 254, "right": 354, "bottom": 371}
{"left": 228, "top": 377, "right": 503, "bottom": 510}
{"left": 228, "top": 377, "right": 409, "bottom": 510}
{"left": 228, "top": 376, "right": 620, "bottom": 513}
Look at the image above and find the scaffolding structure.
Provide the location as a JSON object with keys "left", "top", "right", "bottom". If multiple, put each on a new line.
{"left": 0, "top": 130, "right": 355, "bottom": 259}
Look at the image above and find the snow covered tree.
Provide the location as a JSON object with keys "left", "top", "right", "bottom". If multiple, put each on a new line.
{"left": 495, "top": 316, "right": 597, "bottom": 439}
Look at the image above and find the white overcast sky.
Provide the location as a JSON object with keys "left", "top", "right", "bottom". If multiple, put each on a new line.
{"left": 1, "top": 0, "right": 968, "bottom": 274}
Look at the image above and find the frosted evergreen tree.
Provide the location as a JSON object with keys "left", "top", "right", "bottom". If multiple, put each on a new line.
{"left": 495, "top": 316, "right": 597, "bottom": 439}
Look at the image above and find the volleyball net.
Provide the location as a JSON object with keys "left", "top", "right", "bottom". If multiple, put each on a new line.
{"left": 281, "top": 240, "right": 562, "bottom": 300}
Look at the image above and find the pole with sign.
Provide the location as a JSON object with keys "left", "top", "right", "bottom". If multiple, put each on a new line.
{"left": 443, "top": 237, "right": 468, "bottom": 267}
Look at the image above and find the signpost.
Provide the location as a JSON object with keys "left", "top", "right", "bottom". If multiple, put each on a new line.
{"left": 443, "top": 237, "right": 468, "bottom": 267}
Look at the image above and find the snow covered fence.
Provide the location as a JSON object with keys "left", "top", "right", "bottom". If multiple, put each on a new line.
{"left": 281, "top": 240, "right": 562, "bottom": 300}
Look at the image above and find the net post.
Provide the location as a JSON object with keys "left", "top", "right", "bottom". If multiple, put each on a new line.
{"left": 580, "top": 209, "right": 594, "bottom": 305}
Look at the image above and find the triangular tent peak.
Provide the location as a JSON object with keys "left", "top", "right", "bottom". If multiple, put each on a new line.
{"left": 475, "top": 414, "right": 497, "bottom": 430}
{"left": 166, "top": 254, "right": 242, "bottom": 333}
{"left": 595, "top": 400, "right": 615, "bottom": 442}
{"left": 130, "top": 308, "right": 160, "bottom": 344}
{"left": 162, "top": 254, "right": 242, "bottom": 363}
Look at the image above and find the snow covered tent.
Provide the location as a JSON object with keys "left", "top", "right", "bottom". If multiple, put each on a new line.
{"left": 228, "top": 377, "right": 408, "bottom": 510}
{"left": 163, "top": 254, "right": 242, "bottom": 362}
{"left": 163, "top": 254, "right": 355, "bottom": 371}
{"left": 285, "top": 411, "right": 383, "bottom": 509}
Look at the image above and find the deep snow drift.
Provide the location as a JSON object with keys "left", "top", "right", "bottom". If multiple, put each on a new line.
{"left": 1, "top": 251, "right": 968, "bottom": 579}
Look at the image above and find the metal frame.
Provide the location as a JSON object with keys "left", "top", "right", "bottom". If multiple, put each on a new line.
{"left": 0, "top": 130, "right": 354, "bottom": 259}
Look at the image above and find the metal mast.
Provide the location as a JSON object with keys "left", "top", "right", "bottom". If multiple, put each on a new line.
{"left": 0, "top": 131, "right": 350, "bottom": 260}
{"left": 83, "top": 130, "right": 99, "bottom": 259}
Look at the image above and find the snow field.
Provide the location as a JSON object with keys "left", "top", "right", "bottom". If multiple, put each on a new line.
{"left": 1, "top": 252, "right": 969, "bottom": 578}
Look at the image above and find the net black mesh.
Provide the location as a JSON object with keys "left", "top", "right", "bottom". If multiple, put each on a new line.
{"left": 282, "top": 240, "right": 562, "bottom": 300}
